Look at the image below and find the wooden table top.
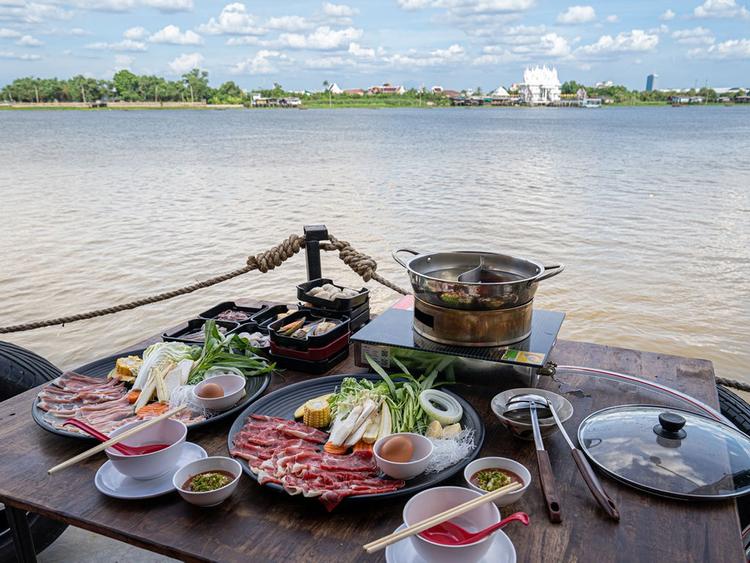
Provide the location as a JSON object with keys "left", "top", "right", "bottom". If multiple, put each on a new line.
{"left": 0, "top": 313, "right": 743, "bottom": 562}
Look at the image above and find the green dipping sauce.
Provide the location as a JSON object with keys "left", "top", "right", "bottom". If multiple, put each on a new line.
{"left": 471, "top": 468, "right": 521, "bottom": 492}
{"left": 184, "top": 471, "right": 233, "bottom": 492}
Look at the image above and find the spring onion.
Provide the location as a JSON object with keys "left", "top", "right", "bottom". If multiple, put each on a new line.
{"left": 419, "top": 389, "right": 463, "bottom": 425}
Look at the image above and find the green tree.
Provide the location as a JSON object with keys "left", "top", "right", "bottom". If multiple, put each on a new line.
{"left": 182, "top": 68, "right": 211, "bottom": 102}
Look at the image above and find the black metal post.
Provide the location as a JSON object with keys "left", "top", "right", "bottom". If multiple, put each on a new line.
{"left": 303, "top": 225, "right": 328, "bottom": 281}
{"left": 6, "top": 505, "right": 37, "bottom": 563}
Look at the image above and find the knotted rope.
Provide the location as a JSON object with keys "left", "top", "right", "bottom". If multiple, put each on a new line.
{"left": 0, "top": 233, "right": 407, "bottom": 334}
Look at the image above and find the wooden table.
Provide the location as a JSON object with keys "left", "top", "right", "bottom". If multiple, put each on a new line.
{"left": 0, "top": 332, "right": 744, "bottom": 562}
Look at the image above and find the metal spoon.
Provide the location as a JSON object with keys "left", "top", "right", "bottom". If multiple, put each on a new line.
{"left": 506, "top": 394, "right": 620, "bottom": 522}
{"left": 506, "top": 393, "right": 562, "bottom": 523}
{"left": 420, "top": 511, "right": 530, "bottom": 546}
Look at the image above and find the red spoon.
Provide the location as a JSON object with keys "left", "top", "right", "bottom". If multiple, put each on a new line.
{"left": 63, "top": 419, "right": 168, "bottom": 455}
{"left": 420, "top": 511, "right": 530, "bottom": 546}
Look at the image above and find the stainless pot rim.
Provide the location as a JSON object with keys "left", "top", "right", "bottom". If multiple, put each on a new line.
{"left": 394, "top": 249, "right": 548, "bottom": 286}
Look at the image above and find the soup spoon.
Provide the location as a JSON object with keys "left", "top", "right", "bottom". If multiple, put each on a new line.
{"left": 420, "top": 511, "right": 529, "bottom": 545}
{"left": 63, "top": 419, "right": 168, "bottom": 455}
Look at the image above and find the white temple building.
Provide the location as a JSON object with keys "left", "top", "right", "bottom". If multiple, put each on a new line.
{"left": 491, "top": 85, "right": 510, "bottom": 97}
{"left": 518, "top": 66, "right": 561, "bottom": 105}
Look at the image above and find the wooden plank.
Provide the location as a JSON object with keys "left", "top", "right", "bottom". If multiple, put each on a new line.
{"left": 0, "top": 327, "right": 743, "bottom": 562}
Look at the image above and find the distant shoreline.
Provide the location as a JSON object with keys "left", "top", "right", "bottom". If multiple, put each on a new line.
{"left": 0, "top": 100, "right": 744, "bottom": 111}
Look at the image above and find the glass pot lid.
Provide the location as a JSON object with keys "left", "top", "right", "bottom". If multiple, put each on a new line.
{"left": 578, "top": 404, "right": 750, "bottom": 500}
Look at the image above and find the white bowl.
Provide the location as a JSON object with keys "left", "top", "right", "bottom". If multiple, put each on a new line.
{"left": 403, "top": 486, "right": 502, "bottom": 563}
{"left": 192, "top": 374, "right": 246, "bottom": 411}
{"left": 373, "top": 433, "right": 433, "bottom": 480}
{"left": 173, "top": 456, "right": 242, "bottom": 507}
{"left": 491, "top": 388, "right": 574, "bottom": 441}
{"left": 464, "top": 457, "right": 531, "bottom": 506}
{"left": 105, "top": 418, "right": 187, "bottom": 481}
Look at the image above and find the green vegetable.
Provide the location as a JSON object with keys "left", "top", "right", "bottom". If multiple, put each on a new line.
{"left": 189, "top": 472, "right": 231, "bottom": 492}
{"left": 188, "top": 320, "right": 275, "bottom": 385}
{"left": 474, "top": 469, "right": 511, "bottom": 492}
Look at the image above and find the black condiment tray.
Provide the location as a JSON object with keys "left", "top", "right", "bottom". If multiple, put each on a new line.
{"left": 250, "top": 305, "right": 298, "bottom": 333}
{"left": 296, "top": 278, "right": 369, "bottom": 311}
{"left": 163, "top": 318, "right": 239, "bottom": 344}
{"left": 268, "top": 346, "right": 349, "bottom": 374}
{"left": 297, "top": 300, "right": 369, "bottom": 322}
{"left": 349, "top": 307, "right": 370, "bottom": 333}
{"left": 199, "top": 301, "right": 266, "bottom": 324}
{"left": 268, "top": 310, "right": 349, "bottom": 351}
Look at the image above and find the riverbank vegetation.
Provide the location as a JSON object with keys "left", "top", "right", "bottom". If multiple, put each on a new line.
{"left": 1, "top": 70, "right": 746, "bottom": 108}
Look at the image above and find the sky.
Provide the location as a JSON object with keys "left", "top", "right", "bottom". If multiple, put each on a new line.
{"left": 1, "top": 0, "right": 749, "bottom": 90}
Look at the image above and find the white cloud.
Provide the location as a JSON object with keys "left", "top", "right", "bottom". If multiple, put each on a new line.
{"left": 605, "top": 14, "right": 619, "bottom": 23}
{"left": 278, "top": 26, "right": 362, "bottom": 50}
{"left": 0, "top": 2, "right": 73, "bottom": 24}
{"left": 384, "top": 43, "right": 465, "bottom": 68}
{"left": 149, "top": 25, "right": 203, "bottom": 45}
{"left": 661, "top": 9, "right": 676, "bottom": 20}
{"left": 576, "top": 29, "right": 659, "bottom": 57}
{"left": 198, "top": 3, "right": 265, "bottom": 35}
{"left": 688, "top": 37, "right": 750, "bottom": 58}
{"left": 86, "top": 39, "right": 147, "bottom": 51}
{"left": 397, "top": 0, "right": 432, "bottom": 9}
{"left": 0, "top": 50, "right": 41, "bottom": 60}
{"left": 0, "top": 28, "right": 22, "bottom": 38}
{"left": 322, "top": 3, "right": 358, "bottom": 17}
{"left": 114, "top": 54, "right": 133, "bottom": 69}
{"left": 16, "top": 34, "right": 43, "bottom": 46}
{"left": 557, "top": 5, "right": 596, "bottom": 24}
{"left": 694, "top": 0, "right": 749, "bottom": 18}
{"left": 71, "top": 0, "right": 192, "bottom": 13}
{"left": 671, "top": 26, "right": 715, "bottom": 45}
{"left": 168, "top": 51, "right": 204, "bottom": 73}
{"left": 348, "top": 42, "right": 375, "bottom": 58}
{"left": 123, "top": 26, "right": 148, "bottom": 39}
{"left": 479, "top": 26, "right": 570, "bottom": 62}
{"left": 231, "top": 49, "right": 287, "bottom": 74}
{"left": 266, "top": 15, "right": 311, "bottom": 32}
{"left": 304, "top": 55, "right": 350, "bottom": 69}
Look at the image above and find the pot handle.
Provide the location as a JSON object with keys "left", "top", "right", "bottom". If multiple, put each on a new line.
{"left": 392, "top": 248, "right": 421, "bottom": 269}
{"left": 537, "top": 264, "right": 565, "bottom": 282}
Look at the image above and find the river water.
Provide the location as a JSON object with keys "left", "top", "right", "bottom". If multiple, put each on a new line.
{"left": 0, "top": 106, "right": 748, "bottom": 383}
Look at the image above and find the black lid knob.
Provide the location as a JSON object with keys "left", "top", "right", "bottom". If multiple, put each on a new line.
{"left": 653, "top": 412, "right": 687, "bottom": 439}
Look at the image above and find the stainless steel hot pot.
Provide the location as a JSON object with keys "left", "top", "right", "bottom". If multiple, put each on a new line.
{"left": 392, "top": 249, "right": 564, "bottom": 311}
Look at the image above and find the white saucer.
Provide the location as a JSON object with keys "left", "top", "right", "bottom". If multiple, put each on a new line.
{"left": 385, "top": 524, "right": 516, "bottom": 563}
{"left": 95, "top": 442, "right": 207, "bottom": 500}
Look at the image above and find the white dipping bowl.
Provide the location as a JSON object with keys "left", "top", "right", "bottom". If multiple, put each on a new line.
{"left": 173, "top": 456, "right": 242, "bottom": 507}
{"left": 105, "top": 418, "right": 187, "bottom": 480}
{"left": 491, "top": 388, "right": 574, "bottom": 441}
{"left": 404, "top": 486, "right": 501, "bottom": 562}
{"left": 464, "top": 457, "right": 531, "bottom": 506}
{"left": 373, "top": 433, "right": 433, "bottom": 480}
{"left": 192, "top": 374, "right": 246, "bottom": 411}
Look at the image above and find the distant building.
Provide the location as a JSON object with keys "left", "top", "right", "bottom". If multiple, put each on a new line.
{"left": 595, "top": 80, "right": 613, "bottom": 88}
{"left": 518, "top": 65, "right": 561, "bottom": 105}
{"left": 646, "top": 74, "right": 657, "bottom": 92}
{"left": 368, "top": 83, "right": 406, "bottom": 95}
{"left": 491, "top": 86, "right": 510, "bottom": 97}
{"left": 576, "top": 88, "right": 588, "bottom": 100}
{"left": 327, "top": 82, "right": 343, "bottom": 94}
{"left": 440, "top": 89, "right": 461, "bottom": 98}
{"left": 343, "top": 88, "right": 365, "bottom": 96}
{"left": 431, "top": 86, "right": 443, "bottom": 94}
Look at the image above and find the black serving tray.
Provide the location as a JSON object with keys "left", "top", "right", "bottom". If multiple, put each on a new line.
{"left": 268, "top": 310, "right": 349, "bottom": 351}
{"left": 32, "top": 349, "right": 271, "bottom": 440}
{"left": 250, "top": 304, "right": 299, "bottom": 333}
{"left": 298, "top": 300, "right": 369, "bottom": 322}
{"left": 268, "top": 346, "right": 349, "bottom": 374}
{"left": 163, "top": 318, "right": 239, "bottom": 344}
{"left": 297, "top": 278, "right": 369, "bottom": 311}
{"left": 349, "top": 307, "right": 370, "bottom": 333}
{"left": 227, "top": 373, "right": 485, "bottom": 504}
{"left": 199, "top": 301, "right": 266, "bottom": 324}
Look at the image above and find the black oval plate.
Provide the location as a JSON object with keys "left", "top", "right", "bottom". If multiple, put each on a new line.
{"left": 32, "top": 349, "right": 271, "bottom": 440}
{"left": 227, "top": 373, "right": 485, "bottom": 503}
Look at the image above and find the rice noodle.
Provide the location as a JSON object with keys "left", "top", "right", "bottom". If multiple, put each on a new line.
{"left": 424, "top": 428, "right": 475, "bottom": 473}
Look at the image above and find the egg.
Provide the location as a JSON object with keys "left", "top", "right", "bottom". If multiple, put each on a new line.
{"left": 197, "top": 382, "right": 224, "bottom": 399}
{"left": 380, "top": 435, "right": 414, "bottom": 463}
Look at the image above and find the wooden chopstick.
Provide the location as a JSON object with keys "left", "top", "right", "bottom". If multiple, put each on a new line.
{"left": 47, "top": 405, "right": 187, "bottom": 475}
{"left": 363, "top": 481, "right": 523, "bottom": 553}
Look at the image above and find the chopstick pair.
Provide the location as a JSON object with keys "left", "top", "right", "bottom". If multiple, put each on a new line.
{"left": 363, "top": 481, "right": 523, "bottom": 554}
{"left": 47, "top": 405, "right": 187, "bottom": 475}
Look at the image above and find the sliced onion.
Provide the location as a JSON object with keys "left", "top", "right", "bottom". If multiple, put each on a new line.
{"left": 419, "top": 390, "right": 463, "bottom": 425}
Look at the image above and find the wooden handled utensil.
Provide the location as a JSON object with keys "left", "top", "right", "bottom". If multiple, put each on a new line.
{"left": 48, "top": 404, "right": 187, "bottom": 475}
{"left": 362, "top": 480, "right": 523, "bottom": 554}
{"left": 527, "top": 399, "right": 563, "bottom": 523}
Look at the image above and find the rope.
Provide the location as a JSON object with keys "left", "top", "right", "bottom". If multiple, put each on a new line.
{"left": 717, "top": 377, "right": 750, "bottom": 393}
{"left": 0, "top": 232, "right": 406, "bottom": 334}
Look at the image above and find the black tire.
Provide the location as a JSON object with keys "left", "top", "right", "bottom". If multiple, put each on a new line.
{"left": 718, "top": 384, "right": 750, "bottom": 534}
{"left": 0, "top": 341, "right": 68, "bottom": 562}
